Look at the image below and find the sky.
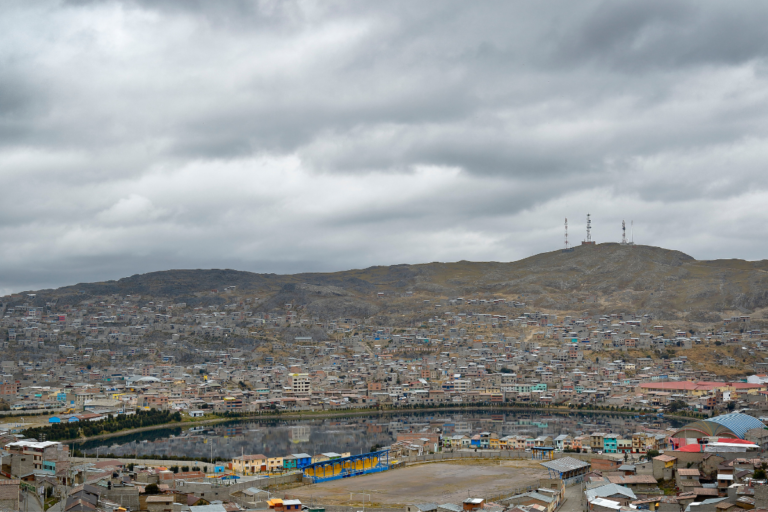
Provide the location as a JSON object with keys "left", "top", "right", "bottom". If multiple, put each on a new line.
{"left": 3, "top": 0, "right": 768, "bottom": 294}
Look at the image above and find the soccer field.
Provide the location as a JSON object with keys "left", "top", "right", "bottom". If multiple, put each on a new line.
{"left": 286, "top": 461, "right": 547, "bottom": 507}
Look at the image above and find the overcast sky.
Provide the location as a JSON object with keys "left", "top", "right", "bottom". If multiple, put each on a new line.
{"left": 3, "top": 0, "right": 768, "bottom": 294}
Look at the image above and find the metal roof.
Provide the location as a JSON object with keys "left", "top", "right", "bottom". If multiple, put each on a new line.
{"left": 707, "top": 413, "right": 766, "bottom": 440}
{"left": 540, "top": 456, "right": 591, "bottom": 472}
{"left": 585, "top": 483, "right": 637, "bottom": 501}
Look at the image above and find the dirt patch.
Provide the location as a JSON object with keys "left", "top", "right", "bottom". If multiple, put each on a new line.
{"left": 286, "top": 462, "right": 547, "bottom": 507}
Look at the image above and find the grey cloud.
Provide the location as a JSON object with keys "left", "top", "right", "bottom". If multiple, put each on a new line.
{"left": 3, "top": 1, "right": 768, "bottom": 293}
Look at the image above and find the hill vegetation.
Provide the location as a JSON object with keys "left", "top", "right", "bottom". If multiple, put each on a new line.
{"left": 13, "top": 243, "right": 768, "bottom": 321}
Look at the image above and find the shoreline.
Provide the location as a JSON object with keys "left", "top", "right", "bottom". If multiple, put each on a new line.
{"left": 68, "top": 405, "right": 696, "bottom": 445}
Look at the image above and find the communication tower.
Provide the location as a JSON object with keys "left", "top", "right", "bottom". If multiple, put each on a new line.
{"left": 562, "top": 218, "right": 573, "bottom": 252}
{"left": 621, "top": 220, "right": 627, "bottom": 244}
{"left": 581, "top": 213, "right": 595, "bottom": 245}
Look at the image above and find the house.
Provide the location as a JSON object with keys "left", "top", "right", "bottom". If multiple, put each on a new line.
{"left": 146, "top": 494, "right": 175, "bottom": 512}
{"left": 231, "top": 454, "right": 266, "bottom": 474}
{"left": 290, "top": 453, "right": 312, "bottom": 469}
{"left": 618, "top": 464, "right": 636, "bottom": 476}
{"left": 505, "top": 489, "right": 560, "bottom": 512}
{"left": 653, "top": 454, "right": 677, "bottom": 480}
{"left": 554, "top": 434, "right": 572, "bottom": 451}
{"left": 463, "top": 498, "right": 485, "bottom": 511}
{"left": 540, "top": 457, "right": 592, "bottom": 482}
{"left": 585, "top": 483, "right": 637, "bottom": 507}
{"left": 605, "top": 475, "right": 661, "bottom": 494}
{"left": 676, "top": 468, "right": 701, "bottom": 490}
{"left": 603, "top": 435, "right": 619, "bottom": 454}
{"left": 266, "top": 456, "right": 284, "bottom": 472}
{"left": 283, "top": 499, "right": 302, "bottom": 511}
{"left": 591, "top": 433, "right": 606, "bottom": 452}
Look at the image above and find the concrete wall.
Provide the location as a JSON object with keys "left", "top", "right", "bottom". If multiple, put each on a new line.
{"left": 635, "top": 461, "right": 653, "bottom": 475}
{"left": 658, "top": 502, "right": 683, "bottom": 512}
{"left": 175, "top": 472, "right": 303, "bottom": 502}
{"left": 10, "top": 453, "right": 34, "bottom": 478}
{"left": 102, "top": 486, "right": 141, "bottom": 511}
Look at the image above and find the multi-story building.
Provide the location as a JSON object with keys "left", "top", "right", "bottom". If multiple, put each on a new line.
{"left": 289, "top": 373, "right": 311, "bottom": 397}
{"left": 3, "top": 440, "right": 70, "bottom": 483}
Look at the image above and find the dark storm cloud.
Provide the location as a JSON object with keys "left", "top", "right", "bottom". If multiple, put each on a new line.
{"left": 3, "top": 0, "right": 768, "bottom": 294}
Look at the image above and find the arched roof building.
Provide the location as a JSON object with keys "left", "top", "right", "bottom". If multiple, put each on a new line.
{"left": 672, "top": 412, "right": 765, "bottom": 440}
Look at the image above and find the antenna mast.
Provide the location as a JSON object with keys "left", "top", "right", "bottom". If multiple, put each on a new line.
{"left": 581, "top": 213, "right": 595, "bottom": 246}
{"left": 621, "top": 220, "right": 627, "bottom": 245}
{"left": 562, "top": 218, "right": 573, "bottom": 252}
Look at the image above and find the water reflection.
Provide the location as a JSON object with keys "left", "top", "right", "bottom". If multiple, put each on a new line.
{"left": 77, "top": 411, "right": 685, "bottom": 460}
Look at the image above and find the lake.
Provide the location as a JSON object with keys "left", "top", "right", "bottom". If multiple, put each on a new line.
{"left": 75, "top": 410, "right": 686, "bottom": 460}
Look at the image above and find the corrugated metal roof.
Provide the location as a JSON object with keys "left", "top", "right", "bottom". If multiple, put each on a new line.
{"left": 540, "top": 456, "right": 591, "bottom": 472}
{"left": 585, "top": 483, "right": 637, "bottom": 501}
{"left": 707, "top": 413, "right": 766, "bottom": 440}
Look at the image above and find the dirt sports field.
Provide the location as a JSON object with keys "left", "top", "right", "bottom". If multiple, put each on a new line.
{"left": 287, "top": 460, "right": 547, "bottom": 507}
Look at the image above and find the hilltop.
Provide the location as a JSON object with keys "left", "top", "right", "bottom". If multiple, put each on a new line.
{"left": 9, "top": 243, "right": 768, "bottom": 321}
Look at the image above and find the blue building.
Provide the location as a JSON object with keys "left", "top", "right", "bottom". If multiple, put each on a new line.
{"left": 291, "top": 453, "right": 312, "bottom": 469}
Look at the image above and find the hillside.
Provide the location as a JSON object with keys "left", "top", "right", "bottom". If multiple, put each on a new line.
{"left": 9, "top": 243, "right": 768, "bottom": 321}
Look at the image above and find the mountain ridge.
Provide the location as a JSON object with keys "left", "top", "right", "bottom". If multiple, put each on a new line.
{"left": 7, "top": 243, "right": 768, "bottom": 319}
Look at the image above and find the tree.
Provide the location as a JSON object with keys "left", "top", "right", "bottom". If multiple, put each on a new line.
{"left": 667, "top": 400, "right": 688, "bottom": 413}
{"left": 145, "top": 483, "right": 160, "bottom": 494}
{"left": 646, "top": 450, "right": 660, "bottom": 460}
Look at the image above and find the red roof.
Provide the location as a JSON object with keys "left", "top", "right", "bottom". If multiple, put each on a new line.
{"left": 677, "top": 444, "right": 704, "bottom": 452}
{"left": 640, "top": 382, "right": 699, "bottom": 391}
{"left": 640, "top": 381, "right": 766, "bottom": 392}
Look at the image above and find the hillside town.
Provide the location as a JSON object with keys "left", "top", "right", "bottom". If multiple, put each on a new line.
{"left": 2, "top": 290, "right": 768, "bottom": 511}
{"left": 3, "top": 411, "right": 768, "bottom": 512}
{"left": 1, "top": 290, "right": 767, "bottom": 416}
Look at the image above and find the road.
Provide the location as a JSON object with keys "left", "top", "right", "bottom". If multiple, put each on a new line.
{"left": 558, "top": 483, "right": 585, "bottom": 512}
{"left": 20, "top": 490, "right": 43, "bottom": 512}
